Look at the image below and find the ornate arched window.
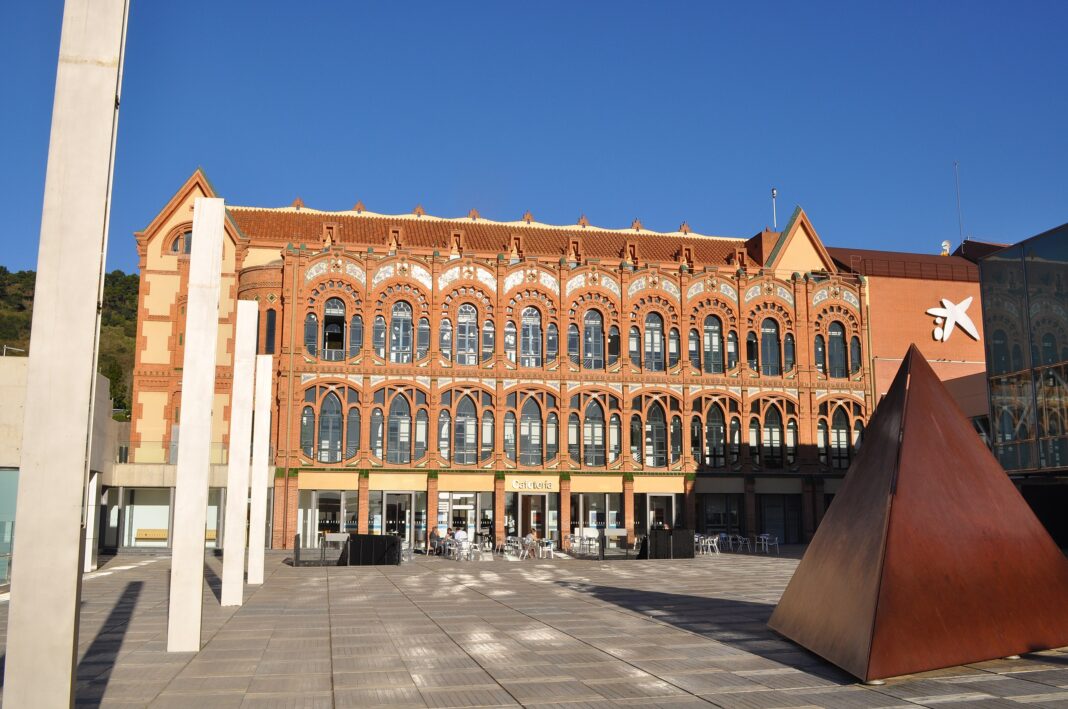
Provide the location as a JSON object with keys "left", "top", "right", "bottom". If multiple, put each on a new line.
{"left": 645, "top": 402, "right": 667, "bottom": 467}
{"left": 438, "top": 410, "right": 451, "bottom": 461}
{"left": 729, "top": 416, "right": 741, "bottom": 465}
{"left": 454, "top": 395, "right": 478, "bottom": 464}
{"left": 262, "top": 308, "right": 277, "bottom": 355}
{"left": 304, "top": 313, "right": 318, "bottom": 357}
{"left": 727, "top": 330, "right": 739, "bottom": 370}
{"left": 440, "top": 318, "right": 453, "bottom": 361}
{"left": 519, "top": 398, "right": 542, "bottom": 465}
{"left": 644, "top": 313, "right": 665, "bottom": 372}
{"left": 301, "top": 406, "right": 314, "bottom": 457}
{"left": 373, "top": 316, "right": 386, "bottom": 358}
{"left": 345, "top": 401, "right": 360, "bottom": 460}
{"left": 688, "top": 329, "right": 701, "bottom": 370}
{"left": 169, "top": 229, "right": 192, "bottom": 254}
{"left": 520, "top": 307, "right": 542, "bottom": 368}
{"left": 746, "top": 331, "right": 758, "bottom": 371}
{"left": 386, "top": 395, "right": 412, "bottom": 464}
{"left": 607, "top": 326, "right": 621, "bottom": 366}
{"left": 348, "top": 314, "right": 363, "bottom": 358}
{"left": 670, "top": 415, "right": 682, "bottom": 464}
{"left": 784, "top": 333, "right": 796, "bottom": 373}
{"left": 831, "top": 406, "right": 851, "bottom": 469}
{"left": 609, "top": 413, "right": 621, "bottom": 463}
{"left": 583, "top": 310, "right": 604, "bottom": 370}
{"left": 439, "top": 388, "right": 494, "bottom": 465}
{"left": 547, "top": 412, "right": 560, "bottom": 461}
{"left": 762, "top": 405, "right": 784, "bottom": 468}
{"left": 504, "top": 411, "right": 517, "bottom": 461}
{"left": 814, "top": 334, "right": 826, "bottom": 374}
{"left": 389, "top": 302, "right": 413, "bottom": 363}
{"left": 416, "top": 317, "right": 430, "bottom": 359}
{"left": 371, "top": 385, "right": 429, "bottom": 464}
{"left": 322, "top": 298, "right": 346, "bottom": 361}
{"left": 828, "top": 322, "right": 847, "bottom": 378}
{"left": 850, "top": 335, "right": 862, "bottom": 375}
{"left": 703, "top": 316, "right": 724, "bottom": 374}
{"left": 629, "top": 327, "right": 641, "bottom": 367}
{"left": 668, "top": 328, "right": 681, "bottom": 369}
{"left": 760, "top": 318, "right": 781, "bottom": 376}
{"left": 481, "top": 320, "right": 495, "bottom": 363}
{"left": 583, "top": 400, "right": 606, "bottom": 466}
{"left": 481, "top": 410, "right": 495, "bottom": 461}
{"left": 370, "top": 408, "right": 383, "bottom": 458}
{"left": 568, "top": 413, "right": 581, "bottom": 463}
{"left": 504, "top": 321, "right": 517, "bottom": 364}
{"left": 302, "top": 385, "right": 361, "bottom": 463}
{"left": 546, "top": 323, "right": 559, "bottom": 364}
{"left": 706, "top": 403, "right": 726, "bottom": 468}
{"left": 567, "top": 323, "right": 580, "bottom": 366}
{"left": 456, "top": 304, "right": 478, "bottom": 365}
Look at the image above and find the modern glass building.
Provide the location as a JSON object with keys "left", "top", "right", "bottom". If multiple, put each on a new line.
{"left": 979, "top": 222, "right": 1068, "bottom": 545}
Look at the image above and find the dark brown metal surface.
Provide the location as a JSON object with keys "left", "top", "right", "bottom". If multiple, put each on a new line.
{"left": 769, "top": 344, "right": 1068, "bottom": 681}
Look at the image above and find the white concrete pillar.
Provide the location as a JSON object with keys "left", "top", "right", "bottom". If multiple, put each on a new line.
{"left": 166, "top": 198, "right": 225, "bottom": 652}
{"left": 83, "top": 473, "right": 100, "bottom": 573}
{"left": 221, "top": 300, "right": 257, "bottom": 606}
{"left": 247, "top": 354, "right": 273, "bottom": 585}
{"left": 2, "top": 0, "right": 128, "bottom": 705}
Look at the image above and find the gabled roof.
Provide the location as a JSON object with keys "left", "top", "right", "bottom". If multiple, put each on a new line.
{"left": 754, "top": 207, "right": 837, "bottom": 274}
{"left": 134, "top": 168, "right": 217, "bottom": 240}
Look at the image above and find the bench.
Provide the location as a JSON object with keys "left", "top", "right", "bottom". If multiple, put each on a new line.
{"left": 134, "top": 528, "right": 167, "bottom": 541}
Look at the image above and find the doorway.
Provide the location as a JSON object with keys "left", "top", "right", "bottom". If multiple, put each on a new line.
{"left": 385, "top": 493, "right": 411, "bottom": 544}
{"left": 520, "top": 494, "right": 546, "bottom": 538}
{"left": 648, "top": 494, "right": 674, "bottom": 530}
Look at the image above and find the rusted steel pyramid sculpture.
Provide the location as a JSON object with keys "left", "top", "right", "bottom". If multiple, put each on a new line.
{"left": 768, "top": 344, "right": 1068, "bottom": 682}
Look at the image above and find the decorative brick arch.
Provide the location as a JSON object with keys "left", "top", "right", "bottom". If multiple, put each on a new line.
{"left": 814, "top": 303, "right": 860, "bottom": 336}
{"left": 629, "top": 294, "right": 679, "bottom": 326}
{"left": 689, "top": 295, "right": 739, "bottom": 328}
{"left": 505, "top": 287, "right": 557, "bottom": 319}
{"left": 441, "top": 285, "right": 494, "bottom": 318}
{"left": 374, "top": 281, "right": 429, "bottom": 316}
{"left": 745, "top": 301, "right": 794, "bottom": 332}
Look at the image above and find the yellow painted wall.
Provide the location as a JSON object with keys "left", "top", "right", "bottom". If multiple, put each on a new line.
{"left": 299, "top": 471, "right": 359, "bottom": 490}
{"left": 776, "top": 223, "right": 828, "bottom": 273}
{"left": 140, "top": 321, "right": 173, "bottom": 364}
{"left": 134, "top": 391, "right": 169, "bottom": 464}
{"left": 570, "top": 475, "right": 622, "bottom": 493}
{"left": 633, "top": 476, "right": 685, "bottom": 494}
{"left": 143, "top": 273, "right": 180, "bottom": 317}
{"left": 369, "top": 472, "right": 428, "bottom": 491}
{"left": 438, "top": 473, "right": 495, "bottom": 492}
{"left": 215, "top": 323, "right": 233, "bottom": 367}
{"left": 243, "top": 247, "right": 283, "bottom": 268}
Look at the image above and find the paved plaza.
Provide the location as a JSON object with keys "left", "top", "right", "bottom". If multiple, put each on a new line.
{"left": 2, "top": 550, "right": 1068, "bottom": 707}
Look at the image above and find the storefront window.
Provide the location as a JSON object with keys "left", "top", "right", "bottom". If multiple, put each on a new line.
{"left": 123, "top": 488, "right": 171, "bottom": 548}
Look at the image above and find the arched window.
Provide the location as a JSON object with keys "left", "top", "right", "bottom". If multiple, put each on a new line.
{"left": 373, "top": 316, "right": 386, "bottom": 358}
{"left": 583, "top": 311, "right": 604, "bottom": 369}
{"left": 630, "top": 414, "right": 642, "bottom": 463}
{"left": 304, "top": 313, "right": 318, "bottom": 357}
{"left": 629, "top": 327, "right": 641, "bottom": 367}
{"left": 504, "top": 321, "right": 517, "bottom": 364}
{"left": 703, "top": 316, "right": 723, "bottom": 374}
{"left": 688, "top": 329, "right": 701, "bottom": 370}
{"left": 567, "top": 323, "right": 580, "bottom": 366}
{"left": 607, "top": 326, "right": 621, "bottom": 366}
{"left": 264, "top": 308, "right": 277, "bottom": 355}
{"left": 691, "top": 416, "right": 703, "bottom": 467}
{"left": 850, "top": 335, "right": 862, "bottom": 375}
{"left": 348, "top": 314, "right": 363, "bottom": 358}
{"left": 760, "top": 319, "right": 781, "bottom": 376}
{"left": 818, "top": 419, "right": 829, "bottom": 465}
{"left": 416, "top": 317, "right": 430, "bottom": 359}
{"left": 169, "top": 230, "right": 192, "bottom": 254}
{"left": 389, "top": 302, "right": 413, "bottom": 364}
{"left": 318, "top": 393, "right": 343, "bottom": 463}
{"left": 763, "top": 406, "right": 784, "bottom": 468}
{"left": 480, "top": 410, "right": 494, "bottom": 461}
{"left": 645, "top": 403, "right": 667, "bottom": 467}
{"left": 727, "top": 330, "right": 738, "bottom": 370}
{"left": 784, "top": 333, "right": 795, "bottom": 372}
{"left": 670, "top": 415, "right": 682, "bottom": 464}
{"left": 746, "top": 332, "right": 758, "bottom": 371}
{"left": 519, "top": 398, "right": 542, "bottom": 465}
{"left": 440, "top": 318, "right": 453, "bottom": 361}
{"left": 568, "top": 413, "right": 581, "bottom": 463}
{"left": 454, "top": 395, "right": 478, "bottom": 464}
{"left": 831, "top": 407, "right": 850, "bottom": 469}
{"left": 438, "top": 410, "right": 451, "bottom": 462}
{"left": 729, "top": 417, "right": 741, "bottom": 465}
{"left": 414, "top": 409, "right": 428, "bottom": 461}
{"left": 814, "top": 334, "right": 826, "bottom": 374}
{"left": 583, "top": 400, "right": 606, "bottom": 466}
{"left": 609, "top": 414, "right": 621, "bottom": 463}
{"left": 370, "top": 408, "right": 383, "bottom": 459}
{"left": 854, "top": 420, "right": 864, "bottom": 451}
{"left": 787, "top": 419, "right": 797, "bottom": 465}
{"left": 481, "top": 321, "right": 495, "bottom": 363}
{"left": 301, "top": 406, "right": 314, "bottom": 457}
{"left": 546, "top": 323, "right": 559, "bottom": 364}
{"left": 668, "top": 328, "right": 680, "bottom": 368}
{"left": 386, "top": 395, "right": 411, "bottom": 464}
{"left": 644, "top": 313, "right": 665, "bottom": 371}
{"left": 504, "top": 411, "right": 517, "bottom": 461}
{"left": 748, "top": 418, "right": 761, "bottom": 466}
{"left": 546, "top": 412, "right": 559, "bottom": 461}
{"left": 345, "top": 407, "right": 360, "bottom": 460}
{"left": 322, "top": 298, "right": 346, "bottom": 361}
{"left": 520, "top": 307, "right": 542, "bottom": 368}
{"left": 456, "top": 305, "right": 478, "bottom": 365}
{"left": 706, "top": 403, "right": 726, "bottom": 468}
{"left": 828, "top": 322, "right": 847, "bottom": 378}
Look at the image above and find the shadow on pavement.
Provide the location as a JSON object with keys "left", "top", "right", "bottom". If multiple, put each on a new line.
{"left": 76, "top": 580, "right": 144, "bottom": 705}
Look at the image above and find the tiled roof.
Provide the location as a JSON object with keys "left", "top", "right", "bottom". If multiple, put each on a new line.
{"left": 227, "top": 207, "right": 745, "bottom": 267}
{"left": 827, "top": 246, "right": 979, "bottom": 282}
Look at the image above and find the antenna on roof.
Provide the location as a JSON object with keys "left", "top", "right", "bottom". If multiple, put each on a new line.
{"left": 953, "top": 161, "right": 965, "bottom": 242}
{"left": 771, "top": 187, "right": 778, "bottom": 230}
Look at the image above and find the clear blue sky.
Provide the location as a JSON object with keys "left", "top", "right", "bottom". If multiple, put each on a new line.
{"left": 4, "top": 2, "right": 1067, "bottom": 273}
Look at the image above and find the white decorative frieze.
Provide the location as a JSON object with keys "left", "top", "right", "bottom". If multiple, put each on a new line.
{"left": 411, "top": 264, "right": 432, "bottom": 292}
{"left": 776, "top": 286, "right": 794, "bottom": 305}
{"left": 504, "top": 271, "right": 524, "bottom": 293}
{"left": 600, "top": 275, "right": 621, "bottom": 298}
{"left": 744, "top": 284, "right": 762, "bottom": 303}
{"left": 305, "top": 261, "right": 327, "bottom": 282}
{"left": 369, "top": 375, "right": 386, "bottom": 388}
{"left": 503, "top": 380, "right": 517, "bottom": 389}
{"left": 842, "top": 290, "right": 860, "bottom": 309}
{"left": 687, "top": 281, "right": 704, "bottom": 300}
{"left": 300, "top": 373, "right": 316, "bottom": 384}
{"left": 627, "top": 277, "right": 647, "bottom": 298}
{"left": 438, "top": 266, "right": 460, "bottom": 290}
{"left": 607, "top": 382, "right": 622, "bottom": 393}
{"left": 539, "top": 272, "right": 559, "bottom": 293}
{"left": 476, "top": 266, "right": 497, "bottom": 292}
{"left": 565, "top": 273, "right": 586, "bottom": 297}
{"left": 371, "top": 264, "right": 394, "bottom": 288}
{"left": 347, "top": 263, "right": 365, "bottom": 285}
{"left": 416, "top": 376, "right": 431, "bottom": 387}
{"left": 746, "top": 387, "right": 760, "bottom": 397}
{"left": 661, "top": 280, "right": 680, "bottom": 300}
{"left": 728, "top": 387, "right": 741, "bottom": 396}
{"left": 812, "top": 288, "right": 829, "bottom": 307}
{"left": 720, "top": 282, "right": 737, "bottom": 300}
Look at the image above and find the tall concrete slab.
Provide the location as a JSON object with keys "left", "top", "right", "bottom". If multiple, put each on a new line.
{"left": 2, "top": 0, "right": 129, "bottom": 705}
{"left": 247, "top": 354, "right": 273, "bottom": 585}
{"left": 166, "top": 198, "right": 225, "bottom": 652}
{"left": 221, "top": 300, "right": 257, "bottom": 606}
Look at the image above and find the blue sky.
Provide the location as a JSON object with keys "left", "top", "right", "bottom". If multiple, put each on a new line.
{"left": 3, "top": 2, "right": 1067, "bottom": 273}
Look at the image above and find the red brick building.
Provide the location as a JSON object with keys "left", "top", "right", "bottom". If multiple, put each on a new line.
{"left": 115, "top": 170, "right": 987, "bottom": 551}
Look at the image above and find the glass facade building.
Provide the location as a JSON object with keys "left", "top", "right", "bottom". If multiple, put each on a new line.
{"left": 979, "top": 222, "right": 1068, "bottom": 544}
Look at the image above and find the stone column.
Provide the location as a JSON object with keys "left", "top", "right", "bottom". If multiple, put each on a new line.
{"left": 167, "top": 198, "right": 226, "bottom": 653}
{"left": 247, "top": 354, "right": 273, "bottom": 585}
{"left": 83, "top": 473, "right": 101, "bottom": 573}
{"left": 221, "top": 301, "right": 257, "bottom": 605}
{"left": 3, "top": 0, "right": 128, "bottom": 703}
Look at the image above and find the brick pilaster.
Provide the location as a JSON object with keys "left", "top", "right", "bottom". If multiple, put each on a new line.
{"left": 559, "top": 477, "right": 571, "bottom": 550}
{"left": 623, "top": 477, "right": 635, "bottom": 546}
{"left": 357, "top": 474, "right": 370, "bottom": 534}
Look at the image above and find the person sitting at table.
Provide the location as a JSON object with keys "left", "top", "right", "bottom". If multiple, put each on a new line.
{"left": 445, "top": 527, "right": 454, "bottom": 540}
{"left": 453, "top": 526, "right": 468, "bottom": 542}
{"left": 429, "top": 526, "right": 442, "bottom": 554}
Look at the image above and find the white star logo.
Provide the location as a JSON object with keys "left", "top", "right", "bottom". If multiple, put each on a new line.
{"left": 926, "top": 296, "right": 980, "bottom": 343}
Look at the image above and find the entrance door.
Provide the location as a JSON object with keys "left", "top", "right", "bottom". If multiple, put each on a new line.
{"left": 520, "top": 494, "right": 546, "bottom": 538}
{"left": 385, "top": 493, "right": 412, "bottom": 545}
{"left": 648, "top": 495, "right": 673, "bottom": 531}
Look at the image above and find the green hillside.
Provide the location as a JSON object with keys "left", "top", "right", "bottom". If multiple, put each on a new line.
{"left": 0, "top": 267, "right": 139, "bottom": 418}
